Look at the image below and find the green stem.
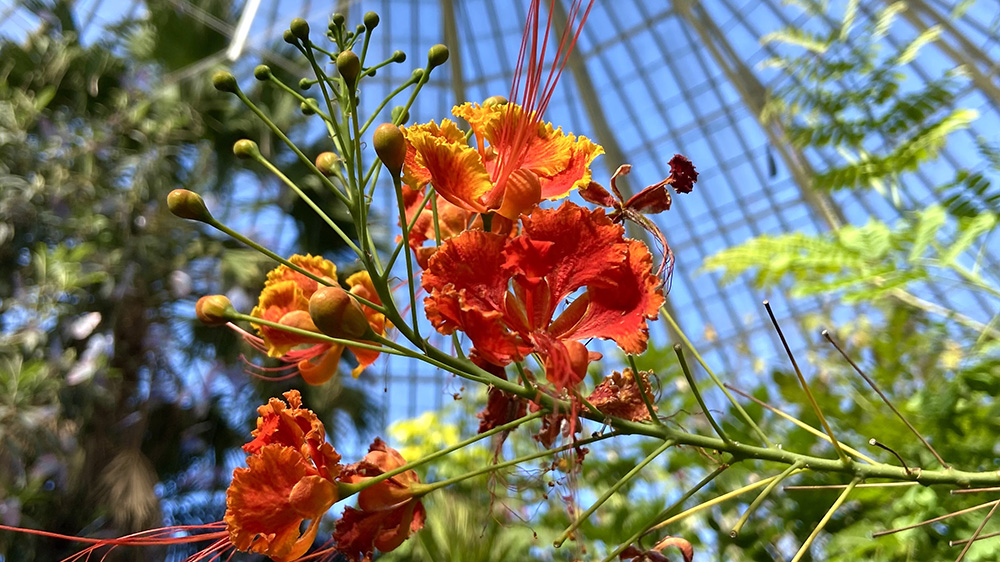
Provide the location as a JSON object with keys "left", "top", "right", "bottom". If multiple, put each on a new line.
{"left": 554, "top": 439, "right": 674, "bottom": 547}
{"left": 208, "top": 219, "right": 338, "bottom": 289}
{"left": 390, "top": 172, "right": 421, "bottom": 340}
{"left": 731, "top": 461, "right": 803, "bottom": 538}
{"left": 384, "top": 188, "right": 435, "bottom": 274}
{"left": 338, "top": 410, "right": 546, "bottom": 497}
{"left": 301, "top": 42, "right": 352, "bottom": 170}
{"left": 248, "top": 152, "right": 362, "bottom": 257}
{"left": 660, "top": 306, "right": 773, "bottom": 448}
{"left": 359, "top": 74, "right": 422, "bottom": 136}
{"left": 790, "top": 477, "right": 859, "bottom": 562}
{"left": 267, "top": 74, "right": 333, "bottom": 123}
{"left": 673, "top": 344, "right": 729, "bottom": 443}
{"left": 602, "top": 463, "right": 732, "bottom": 562}
{"left": 228, "top": 312, "right": 399, "bottom": 357}
{"left": 233, "top": 90, "right": 352, "bottom": 208}
{"left": 412, "top": 431, "right": 619, "bottom": 496}
{"left": 626, "top": 354, "right": 662, "bottom": 425}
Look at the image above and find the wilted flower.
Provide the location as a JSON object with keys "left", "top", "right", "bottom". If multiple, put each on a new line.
{"left": 334, "top": 438, "right": 426, "bottom": 561}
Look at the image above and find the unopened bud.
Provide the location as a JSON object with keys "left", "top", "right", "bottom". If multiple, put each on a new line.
{"left": 301, "top": 101, "right": 316, "bottom": 115}
{"left": 391, "top": 50, "right": 406, "bottom": 63}
{"left": 212, "top": 71, "right": 238, "bottom": 93}
{"left": 331, "top": 13, "right": 345, "bottom": 28}
{"left": 196, "top": 295, "right": 234, "bottom": 326}
{"left": 290, "top": 18, "right": 309, "bottom": 41}
{"left": 282, "top": 29, "right": 298, "bottom": 45}
{"left": 391, "top": 106, "right": 410, "bottom": 124}
{"left": 309, "top": 286, "right": 371, "bottom": 339}
{"left": 363, "top": 11, "right": 379, "bottom": 30}
{"left": 483, "top": 95, "right": 508, "bottom": 107}
{"left": 411, "top": 68, "right": 424, "bottom": 82}
{"left": 427, "top": 44, "right": 449, "bottom": 69}
{"left": 253, "top": 65, "right": 272, "bottom": 81}
{"left": 337, "top": 50, "right": 361, "bottom": 90}
{"left": 316, "top": 152, "right": 340, "bottom": 176}
{"left": 373, "top": 123, "right": 406, "bottom": 178}
{"left": 233, "top": 139, "right": 260, "bottom": 159}
{"left": 355, "top": 24, "right": 365, "bottom": 34}
{"left": 167, "top": 189, "right": 213, "bottom": 222}
{"left": 299, "top": 78, "right": 312, "bottom": 90}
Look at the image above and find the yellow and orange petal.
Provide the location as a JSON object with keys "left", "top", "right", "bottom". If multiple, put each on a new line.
{"left": 264, "top": 254, "right": 339, "bottom": 296}
{"left": 403, "top": 120, "right": 491, "bottom": 213}
{"left": 225, "top": 444, "right": 337, "bottom": 562}
{"left": 250, "top": 281, "right": 316, "bottom": 357}
{"left": 400, "top": 120, "right": 467, "bottom": 191}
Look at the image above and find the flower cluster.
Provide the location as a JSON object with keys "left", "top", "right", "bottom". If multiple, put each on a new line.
{"left": 244, "top": 254, "right": 388, "bottom": 383}
{"left": 225, "top": 391, "right": 424, "bottom": 562}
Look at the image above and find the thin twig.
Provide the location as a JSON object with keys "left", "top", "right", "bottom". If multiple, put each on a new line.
{"left": 673, "top": 344, "right": 730, "bottom": 444}
{"left": 951, "top": 530, "right": 1000, "bottom": 546}
{"left": 824, "top": 329, "right": 950, "bottom": 469}
{"left": 869, "top": 438, "right": 912, "bottom": 474}
{"left": 731, "top": 461, "right": 803, "bottom": 538}
{"left": 660, "top": 306, "right": 773, "bottom": 448}
{"left": 955, "top": 499, "right": 999, "bottom": 562}
{"left": 785, "top": 482, "right": 918, "bottom": 491}
{"left": 953, "top": 487, "right": 1000, "bottom": 494}
{"left": 872, "top": 500, "right": 1000, "bottom": 537}
{"left": 764, "top": 301, "right": 849, "bottom": 464}
{"left": 725, "top": 384, "right": 876, "bottom": 464}
{"left": 790, "top": 477, "right": 859, "bottom": 562}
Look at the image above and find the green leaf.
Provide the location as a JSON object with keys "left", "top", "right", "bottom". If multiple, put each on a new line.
{"left": 908, "top": 205, "right": 947, "bottom": 261}
{"left": 941, "top": 213, "right": 998, "bottom": 264}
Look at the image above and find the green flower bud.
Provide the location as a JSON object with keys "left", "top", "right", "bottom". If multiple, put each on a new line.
{"left": 363, "top": 12, "right": 379, "bottom": 30}
{"left": 355, "top": 24, "right": 365, "bottom": 34}
{"left": 196, "top": 295, "right": 234, "bottom": 326}
{"left": 233, "top": 139, "right": 260, "bottom": 159}
{"left": 167, "top": 189, "right": 213, "bottom": 222}
{"left": 309, "top": 286, "right": 371, "bottom": 339}
{"left": 337, "top": 50, "right": 361, "bottom": 89}
{"left": 290, "top": 18, "right": 309, "bottom": 40}
{"left": 427, "top": 44, "right": 449, "bottom": 69}
{"left": 301, "top": 100, "right": 316, "bottom": 115}
{"left": 299, "top": 78, "right": 313, "bottom": 90}
{"left": 331, "top": 13, "right": 345, "bottom": 27}
{"left": 411, "top": 68, "right": 424, "bottom": 82}
{"left": 253, "top": 65, "right": 272, "bottom": 81}
{"left": 391, "top": 50, "right": 406, "bottom": 63}
{"left": 282, "top": 29, "right": 298, "bottom": 45}
{"left": 212, "top": 71, "right": 238, "bottom": 93}
{"left": 373, "top": 123, "right": 406, "bottom": 178}
{"left": 391, "top": 106, "right": 410, "bottom": 124}
{"left": 316, "top": 152, "right": 340, "bottom": 176}
{"left": 483, "top": 95, "right": 508, "bottom": 107}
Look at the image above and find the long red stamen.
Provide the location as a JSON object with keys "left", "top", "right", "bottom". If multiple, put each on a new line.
{"left": 494, "top": 0, "right": 595, "bottom": 202}
{"left": 0, "top": 523, "right": 231, "bottom": 562}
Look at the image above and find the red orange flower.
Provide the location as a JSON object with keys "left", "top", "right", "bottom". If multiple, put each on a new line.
{"left": 225, "top": 390, "right": 341, "bottom": 561}
{"left": 588, "top": 369, "right": 657, "bottom": 422}
{"left": 422, "top": 202, "right": 664, "bottom": 390}
{"left": 334, "top": 438, "right": 426, "bottom": 562}
{"left": 246, "top": 255, "right": 387, "bottom": 383}
{"left": 401, "top": 105, "right": 602, "bottom": 221}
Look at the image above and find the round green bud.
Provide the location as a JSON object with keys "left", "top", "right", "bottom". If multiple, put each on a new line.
{"left": 309, "top": 286, "right": 372, "bottom": 340}
{"left": 427, "top": 44, "right": 449, "bottom": 69}
{"left": 391, "top": 50, "right": 406, "bottom": 63}
{"left": 315, "top": 152, "right": 340, "bottom": 176}
{"left": 390, "top": 105, "right": 410, "bottom": 124}
{"left": 364, "top": 12, "right": 379, "bottom": 30}
{"left": 300, "top": 101, "right": 315, "bottom": 115}
{"left": 253, "top": 65, "right": 272, "bottom": 81}
{"left": 337, "top": 50, "right": 361, "bottom": 88}
{"left": 373, "top": 123, "right": 406, "bottom": 178}
{"left": 282, "top": 29, "right": 298, "bottom": 45}
{"left": 331, "top": 13, "right": 345, "bottom": 27}
{"left": 289, "top": 18, "right": 309, "bottom": 40}
{"left": 299, "top": 77, "right": 312, "bottom": 90}
{"left": 167, "top": 189, "right": 213, "bottom": 222}
{"left": 211, "top": 70, "right": 238, "bottom": 93}
{"left": 483, "top": 95, "right": 508, "bottom": 107}
{"left": 233, "top": 139, "right": 260, "bottom": 159}
{"left": 355, "top": 24, "right": 365, "bottom": 34}
{"left": 196, "top": 294, "right": 234, "bottom": 326}
{"left": 411, "top": 68, "right": 424, "bottom": 82}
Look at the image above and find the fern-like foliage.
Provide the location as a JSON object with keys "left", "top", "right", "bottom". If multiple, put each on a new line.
{"left": 702, "top": 206, "right": 998, "bottom": 304}
{"left": 762, "top": 2, "right": 988, "bottom": 202}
